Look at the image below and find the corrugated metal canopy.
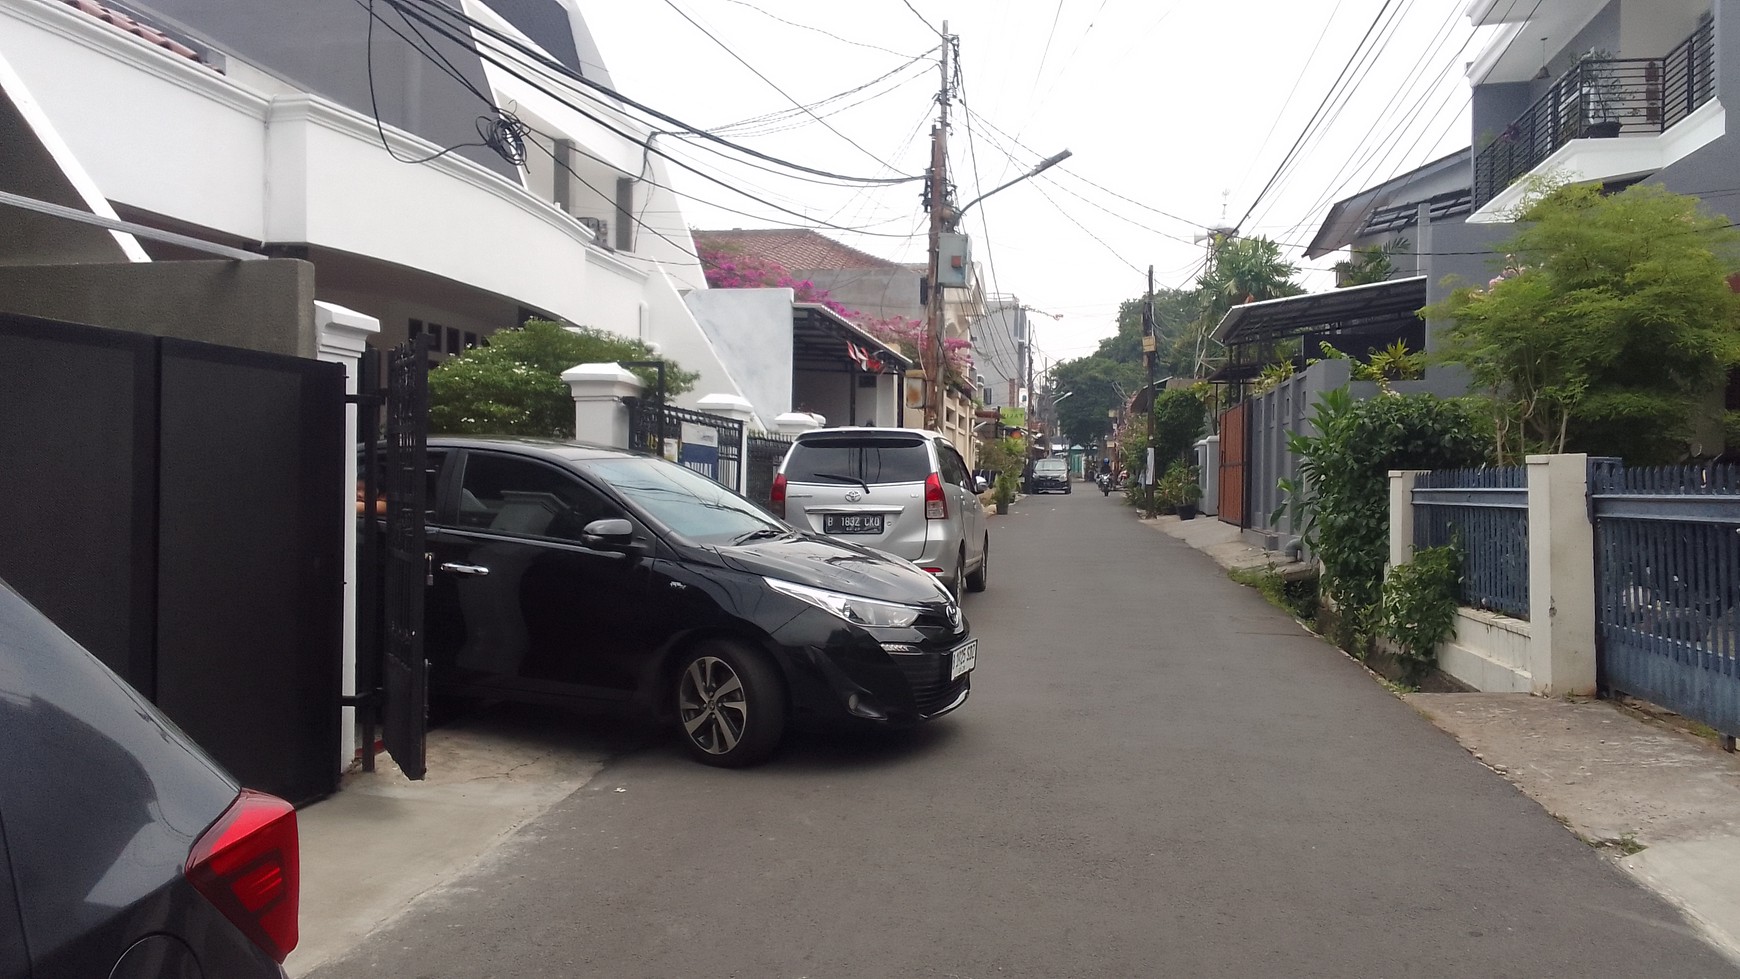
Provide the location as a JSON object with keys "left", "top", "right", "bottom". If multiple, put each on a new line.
{"left": 791, "top": 303, "right": 912, "bottom": 373}
{"left": 1212, "top": 276, "right": 1428, "bottom": 347}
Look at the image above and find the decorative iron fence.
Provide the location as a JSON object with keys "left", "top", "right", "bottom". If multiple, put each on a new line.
{"left": 747, "top": 433, "right": 793, "bottom": 508}
{"left": 1590, "top": 461, "right": 1740, "bottom": 740}
{"left": 1412, "top": 467, "right": 1530, "bottom": 619}
{"left": 626, "top": 398, "right": 744, "bottom": 490}
{"left": 1472, "top": 19, "right": 1715, "bottom": 208}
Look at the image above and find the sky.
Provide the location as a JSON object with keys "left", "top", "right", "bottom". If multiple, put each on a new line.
{"left": 574, "top": 0, "right": 1494, "bottom": 381}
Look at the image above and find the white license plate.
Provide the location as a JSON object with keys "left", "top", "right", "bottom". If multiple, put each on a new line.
{"left": 950, "top": 639, "right": 977, "bottom": 680}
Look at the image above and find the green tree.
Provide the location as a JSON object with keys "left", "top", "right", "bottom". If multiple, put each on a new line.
{"left": 1332, "top": 238, "right": 1407, "bottom": 286}
{"left": 428, "top": 319, "right": 698, "bottom": 437}
{"left": 1050, "top": 355, "right": 1143, "bottom": 448}
{"left": 1177, "top": 234, "right": 1304, "bottom": 376}
{"left": 1425, "top": 183, "right": 1740, "bottom": 464}
{"left": 1151, "top": 387, "right": 1207, "bottom": 469}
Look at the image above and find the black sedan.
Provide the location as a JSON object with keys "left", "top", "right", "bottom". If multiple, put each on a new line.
{"left": 414, "top": 438, "right": 977, "bottom": 767}
{"left": 0, "top": 579, "right": 298, "bottom": 978}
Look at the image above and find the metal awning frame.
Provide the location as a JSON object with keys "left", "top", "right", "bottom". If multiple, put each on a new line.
{"left": 1211, "top": 276, "right": 1428, "bottom": 347}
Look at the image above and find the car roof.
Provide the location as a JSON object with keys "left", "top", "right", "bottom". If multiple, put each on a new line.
{"left": 426, "top": 435, "right": 642, "bottom": 463}
{"left": 795, "top": 427, "right": 945, "bottom": 442}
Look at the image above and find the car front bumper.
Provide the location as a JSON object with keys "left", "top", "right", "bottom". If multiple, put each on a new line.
{"left": 771, "top": 609, "right": 973, "bottom": 725}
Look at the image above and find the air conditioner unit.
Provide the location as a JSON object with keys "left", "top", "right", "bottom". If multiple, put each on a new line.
{"left": 577, "top": 217, "right": 610, "bottom": 249}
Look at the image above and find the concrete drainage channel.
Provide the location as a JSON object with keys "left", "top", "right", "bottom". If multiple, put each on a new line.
{"left": 285, "top": 704, "right": 621, "bottom": 977}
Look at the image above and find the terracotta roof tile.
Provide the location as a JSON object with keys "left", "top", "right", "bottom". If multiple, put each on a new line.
{"left": 61, "top": 0, "right": 208, "bottom": 67}
{"left": 694, "top": 228, "right": 905, "bottom": 272}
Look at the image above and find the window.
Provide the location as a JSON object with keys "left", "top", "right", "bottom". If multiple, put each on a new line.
{"left": 784, "top": 436, "right": 933, "bottom": 485}
{"left": 454, "top": 453, "right": 616, "bottom": 543}
{"left": 586, "top": 458, "right": 782, "bottom": 545}
{"left": 939, "top": 447, "right": 970, "bottom": 487}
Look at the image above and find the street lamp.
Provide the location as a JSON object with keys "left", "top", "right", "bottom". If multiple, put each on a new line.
{"left": 947, "top": 149, "right": 1072, "bottom": 230}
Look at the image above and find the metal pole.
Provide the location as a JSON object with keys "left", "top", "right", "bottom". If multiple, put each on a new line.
{"left": 1144, "top": 264, "right": 1156, "bottom": 511}
{"left": 925, "top": 22, "right": 951, "bottom": 432}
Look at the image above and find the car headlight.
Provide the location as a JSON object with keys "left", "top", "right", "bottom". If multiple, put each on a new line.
{"left": 764, "top": 578, "right": 924, "bottom": 628}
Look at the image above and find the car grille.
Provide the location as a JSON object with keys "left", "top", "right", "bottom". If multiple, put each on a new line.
{"left": 893, "top": 653, "right": 967, "bottom": 715}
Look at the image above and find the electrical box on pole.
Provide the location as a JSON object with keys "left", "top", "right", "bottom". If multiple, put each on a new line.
{"left": 937, "top": 234, "right": 972, "bottom": 288}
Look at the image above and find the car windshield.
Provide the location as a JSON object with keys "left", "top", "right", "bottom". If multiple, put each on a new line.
{"left": 585, "top": 458, "right": 785, "bottom": 545}
{"left": 784, "top": 436, "right": 931, "bottom": 485}
{"left": 1035, "top": 460, "right": 1067, "bottom": 472}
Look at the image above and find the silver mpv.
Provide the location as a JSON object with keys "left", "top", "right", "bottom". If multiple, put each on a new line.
{"left": 773, "top": 428, "right": 989, "bottom": 598}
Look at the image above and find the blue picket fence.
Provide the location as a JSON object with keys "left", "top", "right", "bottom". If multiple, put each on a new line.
{"left": 1590, "top": 461, "right": 1740, "bottom": 739}
{"left": 1412, "top": 467, "right": 1530, "bottom": 619}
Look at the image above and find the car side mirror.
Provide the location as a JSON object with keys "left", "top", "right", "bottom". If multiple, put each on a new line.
{"left": 581, "top": 517, "right": 636, "bottom": 551}
{"left": 975, "top": 477, "right": 989, "bottom": 494}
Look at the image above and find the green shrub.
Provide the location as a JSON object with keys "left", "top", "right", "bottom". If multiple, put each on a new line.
{"left": 1380, "top": 545, "right": 1463, "bottom": 683}
{"left": 1277, "top": 389, "right": 1485, "bottom": 649}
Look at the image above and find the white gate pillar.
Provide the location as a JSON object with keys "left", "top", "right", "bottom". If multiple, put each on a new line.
{"left": 696, "top": 393, "right": 756, "bottom": 493}
{"left": 563, "top": 363, "right": 645, "bottom": 449}
{"left": 314, "top": 300, "right": 380, "bottom": 775}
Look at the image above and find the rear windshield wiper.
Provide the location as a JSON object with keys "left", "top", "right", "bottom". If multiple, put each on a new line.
{"left": 807, "top": 472, "right": 870, "bottom": 494}
{"left": 731, "top": 527, "right": 793, "bottom": 545}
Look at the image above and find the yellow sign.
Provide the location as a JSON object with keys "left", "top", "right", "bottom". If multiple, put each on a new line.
{"left": 1142, "top": 336, "right": 1157, "bottom": 353}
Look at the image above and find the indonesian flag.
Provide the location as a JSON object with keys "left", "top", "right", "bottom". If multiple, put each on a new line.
{"left": 846, "top": 341, "right": 883, "bottom": 373}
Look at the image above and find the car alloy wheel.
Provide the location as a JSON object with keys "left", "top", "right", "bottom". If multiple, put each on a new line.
{"left": 678, "top": 656, "right": 746, "bottom": 756}
{"left": 674, "top": 641, "right": 786, "bottom": 767}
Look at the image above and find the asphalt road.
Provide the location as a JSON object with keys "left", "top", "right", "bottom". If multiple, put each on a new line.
{"left": 317, "top": 486, "right": 1738, "bottom": 978}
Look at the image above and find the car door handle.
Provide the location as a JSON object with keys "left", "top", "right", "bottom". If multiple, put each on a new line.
{"left": 437, "top": 562, "right": 491, "bottom": 576}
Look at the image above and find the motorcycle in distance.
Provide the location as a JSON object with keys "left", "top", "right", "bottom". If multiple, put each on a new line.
{"left": 1097, "top": 471, "right": 1113, "bottom": 496}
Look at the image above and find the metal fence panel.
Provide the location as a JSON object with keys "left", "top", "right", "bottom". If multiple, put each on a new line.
{"left": 627, "top": 398, "right": 745, "bottom": 490}
{"left": 1592, "top": 463, "right": 1740, "bottom": 739}
{"left": 1413, "top": 467, "right": 1530, "bottom": 619}
{"left": 747, "top": 434, "right": 793, "bottom": 508}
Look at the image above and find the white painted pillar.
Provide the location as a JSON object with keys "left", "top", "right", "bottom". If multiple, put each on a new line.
{"left": 1388, "top": 469, "right": 1430, "bottom": 572}
{"left": 775, "top": 411, "right": 824, "bottom": 437}
{"left": 314, "top": 300, "right": 380, "bottom": 775}
{"left": 563, "top": 363, "right": 645, "bottom": 449}
{"left": 695, "top": 393, "right": 757, "bottom": 494}
{"left": 1526, "top": 453, "right": 1597, "bottom": 696}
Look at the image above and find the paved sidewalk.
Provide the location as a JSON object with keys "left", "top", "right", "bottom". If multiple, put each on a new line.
{"left": 285, "top": 705, "right": 616, "bottom": 976}
{"left": 1147, "top": 510, "right": 1740, "bottom": 964}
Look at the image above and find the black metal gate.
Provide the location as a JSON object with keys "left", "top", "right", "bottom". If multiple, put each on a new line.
{"left": 379, "top": 336, "right": 432, "bottom": 779}
{"left": 0, "top": 312, "right": 343, "bottom": 806}
{"left": 748, "top": 433, "right": 794, "bottom": 507}
{"left": 627, "top": 398, "right": 746, "bottom": 491}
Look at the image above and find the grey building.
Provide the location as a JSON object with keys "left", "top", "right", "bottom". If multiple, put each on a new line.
{"left": 974, "top": 298, "right": 1031, "bottom": 411}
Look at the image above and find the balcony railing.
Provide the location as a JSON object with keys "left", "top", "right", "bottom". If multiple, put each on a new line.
{"left": 1473, "top": 19, "right": 1715, "bottom": 209}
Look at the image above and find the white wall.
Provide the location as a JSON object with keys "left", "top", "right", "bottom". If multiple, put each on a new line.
{"left": 1620, "top": 0, "right": 1709, "bottom": 57}
{"left": 642, "top": 268, "right": 755, "bottom": 421}
{"left": 684, "top": 288, "right": 794, "bottom": 428}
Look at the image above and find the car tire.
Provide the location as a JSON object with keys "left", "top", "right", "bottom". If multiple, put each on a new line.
{"left": 674, "top": 640, "right": 786, "bottom": 768}
{"left": 966, "top": 536, "right": 988, "bottom": 593}
{"left": 1065, "top": 484, "right": 1072, "bottom": 495}
{"left": 948, "top": 548, "right": 965, "bottom": 600}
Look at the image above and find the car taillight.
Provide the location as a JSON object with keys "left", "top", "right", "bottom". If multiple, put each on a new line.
{"left": 770, "top": 473, "right": 787, "bottom": 519}
{"left": 185, "top": 789, "right": 299, "bottom": 963}
{"left": 924, "top": 472, "right": 947, "bottom": 520}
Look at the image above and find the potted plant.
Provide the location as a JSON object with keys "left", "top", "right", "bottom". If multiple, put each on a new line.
{"left": 993, "top": 472, "right": 1018, "bottom": 515}
{"left": 1574, "top": 49, "right": 1626, "bottom": 138}
{"left": 1176, "top": 468, "right": 1203, "bottom": 520}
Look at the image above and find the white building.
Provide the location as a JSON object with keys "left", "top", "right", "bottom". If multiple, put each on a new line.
{"left": 0, "top": 0, "right": 750, "bottom": 411}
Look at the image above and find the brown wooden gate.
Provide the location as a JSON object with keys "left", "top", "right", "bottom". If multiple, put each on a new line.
{"left": 1218, "top": 401, "right": 1249, "bottom": 528}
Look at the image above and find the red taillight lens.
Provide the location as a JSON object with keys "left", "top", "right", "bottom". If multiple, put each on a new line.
{"left": 770, "top": 473, "right": 787, "bottom": 519}
{"left": 924, "top": 472, "right": 947, "bottom": 520}
{"left": 185, "top": 789, "right": 299, "bottom": 963}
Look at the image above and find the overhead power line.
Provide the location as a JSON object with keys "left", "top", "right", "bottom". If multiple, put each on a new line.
{"left": 1235, "top": 0, "right": 1401, "bottom": 231}
{"left": 392, "top": 0, "right": 922, "bottom": 186}
{"left": 714, "top": 0, "right": 925, "bottom": 58}
{"left": 658, "top": 0, "right": 908, "bottom": 171}
{"left": 364, "top": 0, "right": 927, "bottom": 238}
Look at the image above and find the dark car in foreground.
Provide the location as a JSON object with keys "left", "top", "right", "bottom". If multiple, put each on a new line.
{"left": 414, "top": 438, "right": 976, "bottom": 767}
{"left": 0, "top": 580, "right": 298, "bottom": 979}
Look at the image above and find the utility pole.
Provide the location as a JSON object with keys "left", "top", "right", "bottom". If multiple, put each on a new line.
{"left": 1143, "top": 264, "right": 1156, "bottom": 508}
{"left": 923, "top": 21, "right": 952, "bottom": 433}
